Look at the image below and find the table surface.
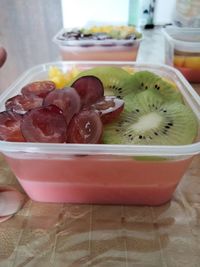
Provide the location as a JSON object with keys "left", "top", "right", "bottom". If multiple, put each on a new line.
{"left": 0, "top": 2, "right": 200, "bottom": 267}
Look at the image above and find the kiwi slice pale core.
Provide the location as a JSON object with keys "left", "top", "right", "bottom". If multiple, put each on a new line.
{"left": 71, "top": 66, "right": 131, "bottom": 98}
{"left": 103, "top": 90, "right": 198, "bottom": 146}
{"left": 122, "top": 71, "right": 183, "bottom": 103}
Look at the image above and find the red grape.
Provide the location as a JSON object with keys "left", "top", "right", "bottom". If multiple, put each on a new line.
{"left": 43, "top": 87, "right": 81, "bottom": 124}
{"left": 71, "top": 75, "right": 104, "bottom": 106}
{"left": 21, "top": 81, "right": 55, "bottom": 98}
{"left": 21, "top": 105, "right": 67, "bottom": 143}
{"left": 67, "top": 109, "right": 103, "bottom": 144}
{"left": 91, "top": 96, "right": 124, "bottom": 124}
{"left": 0, "top": 111, "right": 25, "bottom": 142}
{"left": 5, "top": 94, "right": 43, "bottom": 115}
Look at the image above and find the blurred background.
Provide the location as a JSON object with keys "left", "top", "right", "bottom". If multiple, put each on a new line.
{"left": 61, "top": 0, "right": 175, "bottom": 28}
{"left": 0, "top": 0, "right": 200, "bottom": 90}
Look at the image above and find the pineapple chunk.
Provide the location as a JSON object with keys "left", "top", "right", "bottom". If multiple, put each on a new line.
{"left": 48, "top": 66, "right": 80, "bottom": 89}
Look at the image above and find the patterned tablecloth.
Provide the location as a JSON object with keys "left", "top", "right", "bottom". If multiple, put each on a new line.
{"left": 0, "top": 26, "right": 200, "bottom": 267}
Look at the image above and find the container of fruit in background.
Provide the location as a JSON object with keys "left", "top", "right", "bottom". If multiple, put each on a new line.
{"left": 53, "top": 26, "right": 142, "bottom": 61}
{"left": 0, "top": 61, "right": 199, "bottom": 206}
{"left": 163, "top": 26, "right": 200, "bottom": 83}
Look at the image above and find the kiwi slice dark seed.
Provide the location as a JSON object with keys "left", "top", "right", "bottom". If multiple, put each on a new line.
{"left": 71, "top": 66, "right": 131, "bottom": 98}
{"left": 122, "top": 71, "right": 183, "bottom": 103}
{"left": 103, "top": 90, "right": 198, "bottom": 146}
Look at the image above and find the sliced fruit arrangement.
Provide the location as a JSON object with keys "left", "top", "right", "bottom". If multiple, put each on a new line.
{"left": 0, "top": 69, "right": 125, "bottom": 144}
{"left": 59, "top": 25, "right": 142, "bottom": 41}
{"left": 0, "top": 65, "right": 198, "bottom": 146}
{"left": 71, "top": 66, "right": 131, "bottom": 98}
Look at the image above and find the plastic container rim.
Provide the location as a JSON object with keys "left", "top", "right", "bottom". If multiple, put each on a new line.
{"left": 162, "top": 27, "right": 200, "bottom": 53}
{"left": 0, "top": 60, "right": 199, "bottom": 157}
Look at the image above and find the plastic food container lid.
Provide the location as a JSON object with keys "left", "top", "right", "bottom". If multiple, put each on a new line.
{"left": 0, "top": 61, "right": 199, "bottom": 157}
{"left": 162, "top": 26, "right": 200, "bottom": 53}
{"left": 53, "top": 28, "right": 143, "bottom": 47}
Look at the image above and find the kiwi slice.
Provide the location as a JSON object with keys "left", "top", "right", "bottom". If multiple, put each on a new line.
{"left": 71, "top": 66, "right": 131, "bottom": 98}
{"left": 103, "top": 90, "right": 198, "bottom": 146}
{"left": 124, "top": 88, "right": 162, "bottom": 112}
{"left": 122, "top": 71, "right": 183, "bottom": 103}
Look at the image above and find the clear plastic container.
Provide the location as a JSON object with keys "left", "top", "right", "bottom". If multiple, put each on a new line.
{"left": 163, "top": 26, "right": 200, "bottom": 83}
{"left": 173, "top": 0, "right": 200, "bottom": 27}
{"left": 53, "top": 28, "right": 142, "bottom": 61}
{"left": 0, "top": 61, "right": 199, "bottom": 206}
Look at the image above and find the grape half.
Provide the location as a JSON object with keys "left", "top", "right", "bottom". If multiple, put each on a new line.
{"left": 21, "top": 105, "right": 67, "bottom": 143}
{"left": 71, "top": 75, "right": 104, "bottom": 106}
{"left": 67, "top": 109, "right": 103, "bottom": 144}
{"left": 91, "top": 96, "right": 124, "bottom": 124}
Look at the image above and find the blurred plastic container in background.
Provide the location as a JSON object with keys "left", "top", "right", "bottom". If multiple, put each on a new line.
{"left": 57, "top": 0, "right": 142, "bottom": 61}
{"left": 173, "top": 0, "right": 200, "bottom": 27}
{"left": 163, "top": 26, "right": 200, "bottom": 83}
{"left": 53, "top": 26, "right": 142, "bottom": 61}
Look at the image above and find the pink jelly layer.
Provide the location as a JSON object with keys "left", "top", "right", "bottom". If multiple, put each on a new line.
{"left": 5, "top": 155, "right": 193, "bottom": 206}
{"left": 60, "top": 44, "right": 139, "bottom": 61}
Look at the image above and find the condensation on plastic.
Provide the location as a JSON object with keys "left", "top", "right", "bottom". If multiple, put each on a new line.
{"left": 0, "top": 154, "right": 200, "bottom": 266}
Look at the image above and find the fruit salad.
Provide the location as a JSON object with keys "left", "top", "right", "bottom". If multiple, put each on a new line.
{"left": 0, "top": 66, "right": 198, "bottom": 146}
{"left": 58, "top": 25, "right": 142, "bottom": 41}
{"left": 53, "top": 26, "right": 142, "bottom": 61}
{"left": 0, "top": 63, "right": 199, "bottom": 205}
